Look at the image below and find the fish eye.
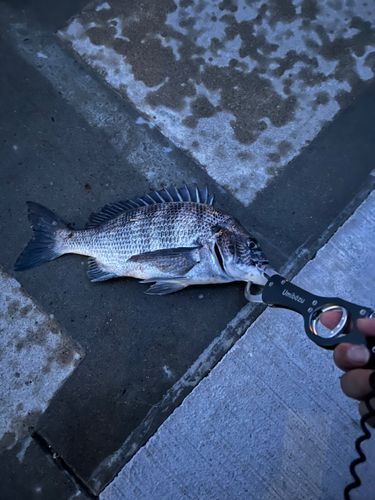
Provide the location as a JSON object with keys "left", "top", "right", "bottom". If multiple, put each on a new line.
{"left": 247, "top": 240, "right": 257, "bottom": 249}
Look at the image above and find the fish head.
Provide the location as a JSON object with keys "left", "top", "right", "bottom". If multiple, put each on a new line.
{"left": 213, "top": 222, "right": 269, "bottom": 286}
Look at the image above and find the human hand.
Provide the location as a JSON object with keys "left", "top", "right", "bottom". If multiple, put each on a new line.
{"left": 321, "top": 313, "right": 375, "bottom": 426}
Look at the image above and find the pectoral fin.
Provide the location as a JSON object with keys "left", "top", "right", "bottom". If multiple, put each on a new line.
{"left": 128, "top": 246, "right": 201, "bottom": 276}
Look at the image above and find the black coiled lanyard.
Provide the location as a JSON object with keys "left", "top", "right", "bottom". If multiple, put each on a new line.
{"left": 344, "top": 373, "right": 375, "bottom": 500}
{"left": 247, "top": 273, "right": 375, "bottom": 499}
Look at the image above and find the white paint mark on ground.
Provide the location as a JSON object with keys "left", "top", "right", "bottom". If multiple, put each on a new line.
{"left": 163, "top": 366, "right": 172, "bottom": 379}
{"left": 59, "top": 0, "right": 375, "bottom": 205}
{"left": 37, "top": 52, "right": 47, "bottom": 59}
{"left": 0, "top": 268, "right": 83, "bottom": 451}
{"left": 96, "top": 2, "right": 111, "bottom": 11}
{"left": 15, "top": 435, "right": 32, "bottom": 463}
{"left": 68, "top": 491, "right": 84, "bottom": 500}
{"left": 135, "top": 116, "right": 154, "bottom": 128}
{"left": 100, "top": 192, "right": 375, "bottom": 500}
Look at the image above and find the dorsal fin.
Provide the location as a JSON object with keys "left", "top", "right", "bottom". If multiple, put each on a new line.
{"left": 86, "top": 183, "right": 215, "bottom": 229}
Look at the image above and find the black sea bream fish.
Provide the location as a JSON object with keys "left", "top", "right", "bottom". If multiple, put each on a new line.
{"left": 15, "top": 184, "right": 270, "bottom": 295}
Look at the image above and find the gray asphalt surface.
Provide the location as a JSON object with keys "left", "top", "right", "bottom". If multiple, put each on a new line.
{"left": 1, "top": 1, "right": 375, "bottom": 498}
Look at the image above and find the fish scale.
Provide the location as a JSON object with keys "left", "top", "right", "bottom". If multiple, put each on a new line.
{"left": 65, "top": 202, "right": 227, "bottom": 263}
{"left": 14, "top": 185, "right": 270, "bottom": 295}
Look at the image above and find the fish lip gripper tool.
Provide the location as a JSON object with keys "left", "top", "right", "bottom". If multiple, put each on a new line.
{"left": 248, "top": 271, "right": 375, "bottom": 362}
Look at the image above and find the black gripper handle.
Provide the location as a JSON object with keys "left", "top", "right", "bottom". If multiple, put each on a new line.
{"left": 262, "top": 275, "right": 375, "bottom": 368}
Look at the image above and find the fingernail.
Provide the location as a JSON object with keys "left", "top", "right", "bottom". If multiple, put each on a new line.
{"left": 347, "top": 345, "right": 370, "bottom": 364}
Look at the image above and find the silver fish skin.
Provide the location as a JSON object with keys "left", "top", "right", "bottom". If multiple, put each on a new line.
{"left": 14, "top": 185, "right": 269, "bottom": 295}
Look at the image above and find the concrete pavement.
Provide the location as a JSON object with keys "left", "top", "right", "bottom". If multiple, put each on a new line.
{"left": 1, "top": 0, "right": 375, "bottom": 498}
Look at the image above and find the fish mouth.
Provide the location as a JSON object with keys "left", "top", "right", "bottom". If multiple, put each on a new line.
{"left": 245, "top": 264, "right": 279, "bottom": 301}
{"left": 248, "top": 262, "right": 277, "bottom": 286}
{"left": 256, "top": 262, "right": 278, "bottom": 280}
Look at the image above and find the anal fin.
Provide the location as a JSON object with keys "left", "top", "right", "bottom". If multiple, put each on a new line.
{"left": 87, "top": 257, "right": 118, "bottom": 282}
{"left": 141, "top": 279, "right": 188, "bottom": 296}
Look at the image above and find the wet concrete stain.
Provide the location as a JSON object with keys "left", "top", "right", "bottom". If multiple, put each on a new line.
{"left": 334, "top": 88, "right": 353, "bottom": 108}
{"left": 268, "top": 0, "right": 297, "bottom": 27}
{"left": 49, "top": 338, "right": 78, "bottom": 368}
{"left": 59, "top": 0, "right": 375, "bottom": 204}
{"left": 1, "top": 281, "right": 81, "bottom": 372}
{"left": 219, "top": 0, "right": 238, "bottom": 13}
{"left": 317, "top": 18, "right": 375, "bottom": 77}
{"left": 182, "top": 115, "right": 198, "bottom": 128}
{"left": 222, "top": 13, "right": 280, "bottom": 66}
{"left": 20, "top": 304, "right": 32, "bottom": 317}
{"left": 0, "top": 432, "right": 16, "bottom": 451}
{"left": 42, "top": 365, "right": 51, "bottom": 375}
{"left": 301, "top": 0, "right": 320, "bottom": 21}
{"left": 202, "top": 65, "right": 297, "bottom": 143}
{"left": 237, "top": 151, "right": 253, "bottom": 161}
{"left": 80, "top": 0, "right": 297, "bottom": 143}
{"left": 314, "top": 90, "right": 330, "bottom": 110}
{"left": 182, "top": 94, "right": 217, "bottom": 127}
{"left": 271, "top": 51, "right": 319, "bottom": 79}
{"left": 0, "top": 409, "right": 42, "bottom": 452}
{"left": 180, "top": 0, "right": 194, "bottom": 7}
{"left": 267, "top": 152, "right": 281, "bottom": 163}
{"left": 7, "top": 299, "right": 20, "bottom": 316}
{"left": 278, "top": 140, "right": 293, "bottom": 156}
{"left": 46, "top": 319, "right": 61, "bottom": 336}
{"left": 78, "top": 0, "right": 375, "bottom": 147}
{"left": 327, "top": 0, "right": 343, "bottom": 11}
{"left": 13, "top": 321, "right": 79, "bottom": 369}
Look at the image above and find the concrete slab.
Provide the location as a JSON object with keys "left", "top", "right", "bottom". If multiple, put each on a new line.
{"left": 101, "top": 192, "right": 375, "bottom": 499}
{"left": 59, "top": 0, "right": 375, "bottom": 205}
{"left": 0, "top": 265, "right": 85, "bottom": 499}
{"left": 0, "top": 436, "right": 90, "bottom": 500}
{"left": 0, "top": 267, "right": 83, "bottom": 452}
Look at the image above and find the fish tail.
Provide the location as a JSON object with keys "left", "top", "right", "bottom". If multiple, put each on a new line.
{"left": 14, "top": 202, "right": 68, "bottom": 271}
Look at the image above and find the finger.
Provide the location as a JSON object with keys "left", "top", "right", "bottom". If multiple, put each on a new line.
{"left": 357, "top": 317, "right": 375, "bottom": 336}
{"left": 320, "top": 311, "right": 343, "bottom": 330}
{"left": 333, "top": 343, "right": 371, "bottom": 371}
{"left": 358, "top": 399, "right": 375, "bottom": 428}
{"left": 320, "top": 311, "right": 352, "bottom": 333}
{"left": 340, "top": 369, "right": 375, "bottom": 400}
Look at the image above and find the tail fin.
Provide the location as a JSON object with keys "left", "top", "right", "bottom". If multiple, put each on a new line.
{"left": 14, "top": 202, "right": 67, "bottom": 271}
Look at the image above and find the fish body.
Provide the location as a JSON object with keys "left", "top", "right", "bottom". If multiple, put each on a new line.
{"left": 15, "top": 185, "right": 270, "bottom": 295}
